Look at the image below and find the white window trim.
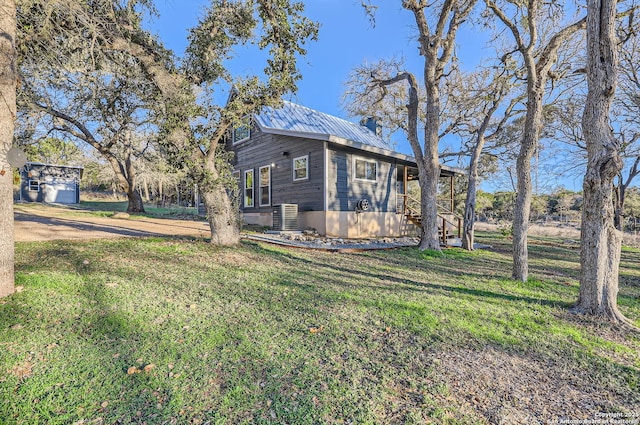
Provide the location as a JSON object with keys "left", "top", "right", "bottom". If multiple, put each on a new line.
{"left": 232, "top": 116, "right": 251, "bottom": 145}
{"left": 28, "top": 180, "right": 40, "bottom": 192}
{"left": 259, "top": 165, "right": 271, "bottom": 207}
{"left": 244, "top": 169, "right": 254, "bottom": 208}
{"left": 292, "top": 155, "right": 309, "bottom": 182}
{"left": 353, "top": 156, "right": 377, "bottom": 182}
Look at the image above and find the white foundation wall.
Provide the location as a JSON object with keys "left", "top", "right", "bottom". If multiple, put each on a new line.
{"left": 242, "top": 211, "right": 420, "bottom": 238}
{"left": 325, "top": 211, "right": 419, "bottom": 239}
{"left": 298, "top": 211, "right": 326, "bottom": 235}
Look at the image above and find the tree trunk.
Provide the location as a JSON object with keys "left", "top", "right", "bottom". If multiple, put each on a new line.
{"left": 512, "top": 86, "right": 544, "bottom": 282}
{"left": 104, "top": 147, "right": 145, "bottom": 213}
{"left": 462, "top": 136, "right": 484, "bottom": 250}
{"left": 613, "top": 181, "right": 624, "bottom": 231}
{"left": 573, "top": 0, "right": 629, "bottom": 323}
{"left": 201, "top": 156, "right": 239, "bottom": 246}
{"left": 418, "top": 50, "right": 443, "bottom": 251}
{"left": 126, "top": 187, "right": 145, "bottom": 213}
{"left": 143, "top": 178, "right": 150, "bottom": 203}
{"left": 418, "top": 158, "right": 441, "bottom": 250}
{"left": 0, "top": 0, "right": 16, "bottom": 298}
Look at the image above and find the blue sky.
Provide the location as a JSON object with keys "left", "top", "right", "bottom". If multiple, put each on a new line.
{"left": 145, "top": 1, "right": 588, "bottom": 192}
{"left": 146, "top": 1, "right": 491, "bottom": 151}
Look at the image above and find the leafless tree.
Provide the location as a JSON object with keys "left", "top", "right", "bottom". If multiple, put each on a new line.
{"left": 350, "top": 0, "right": 477, "bottom": 251}
{"left": 452, "top": 67, "right": 521, "bottom": 250}
{"left": 484, "top": 0, "right": 586, "bottom": 281}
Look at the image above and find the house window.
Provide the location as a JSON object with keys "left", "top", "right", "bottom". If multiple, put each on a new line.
{"left": 354, "top": 157, "right": 377, "bottom": 182}
{"left": 29, "top": 180, "right": 40, "bottom": 192}
{"left": 293, "top": 155, "right": 308, "bottom": 181}
{"left": 244, "top": 169, "right": 254, "bottom": 208}
{"left": 259, "top": 165, "right": 271, "bottom": 207}
{"left": 233, "top": 116, "right": 251, "bottom": 144}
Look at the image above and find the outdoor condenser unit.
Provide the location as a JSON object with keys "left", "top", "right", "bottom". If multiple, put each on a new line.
{"left": 273, "top": 204, "right": 299, "bottom": 231}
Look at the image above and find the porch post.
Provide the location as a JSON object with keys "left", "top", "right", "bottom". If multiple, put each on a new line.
{"left": 403, "top": 166, "right": 408, "bottom": 213}
{"left": 449, "top": 175, "right": 454, "bottom": 213}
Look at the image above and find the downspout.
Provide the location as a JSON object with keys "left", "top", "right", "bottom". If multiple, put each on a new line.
{"left": 323, "top": 141, "right": 328, "bottom": 212}
{"left": 324, "top": 141, "right": 328, "bottom": 235}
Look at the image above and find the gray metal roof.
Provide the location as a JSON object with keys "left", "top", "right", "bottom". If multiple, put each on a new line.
{"left": 254, "top": 101, "right": 393, "bottom": 150}
{"left": 253, "top": 101, "right": 462, "bottom": 176}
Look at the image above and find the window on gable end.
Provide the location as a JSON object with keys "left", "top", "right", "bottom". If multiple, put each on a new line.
{"left": 233, "top": 116, "right": 251, "bottom": 144}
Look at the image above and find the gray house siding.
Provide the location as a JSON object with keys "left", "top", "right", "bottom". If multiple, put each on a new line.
{"left": 326, "top": 146, "right": 397, "bottom": 213}
{"left": 229, "top": 129, "right": 325, "bottom": 213}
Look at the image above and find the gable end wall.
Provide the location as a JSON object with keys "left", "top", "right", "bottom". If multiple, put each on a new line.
{"left": 229, "top": 130, "right": 325, "bottom": 214}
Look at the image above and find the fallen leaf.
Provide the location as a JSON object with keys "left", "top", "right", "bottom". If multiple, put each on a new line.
{"left": 309, "top": 326, "right": 324, "bottom": 333}
{"left": 143, "top": 364, "right": 155, "bottom": 373}
{"left": 9, "top": 361, "right": 33, "bottom": 378}
{"left": 127, "top": 366, "right": 139, "bottom": 375}
{"left": 101, "top": 401, "right": 109, "bottom": 408}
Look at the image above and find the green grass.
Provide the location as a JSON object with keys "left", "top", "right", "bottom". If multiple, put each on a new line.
{"left": 80, "top": 200, "right": 201, "bottom": 218}
{"left": 1, "top": 232, "right": 639, "bottom": 424}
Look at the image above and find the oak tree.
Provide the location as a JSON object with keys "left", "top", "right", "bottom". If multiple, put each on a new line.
{"left": 574, "top": 0, "right": 631, "bottom": 324}
{"left": 0, "top": 0, "right": 17, "bottom": 297}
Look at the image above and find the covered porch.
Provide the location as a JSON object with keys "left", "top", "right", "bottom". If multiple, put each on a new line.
{"left": 396, "top": 164, "right": 462, "bottom": 245}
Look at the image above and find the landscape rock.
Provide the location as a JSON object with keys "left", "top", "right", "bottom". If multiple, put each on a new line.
{"left": 112, "top": 212, "right": 130, "bottom": 219}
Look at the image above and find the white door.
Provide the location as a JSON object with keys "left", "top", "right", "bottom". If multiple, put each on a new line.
{"left": 43, "top": 178, "right": 77, "bottom": 204}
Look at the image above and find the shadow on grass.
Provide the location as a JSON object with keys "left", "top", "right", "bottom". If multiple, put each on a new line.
{"left": 8, "top": 237, "right": 640, "bottom": 423}
{"left": 249, "top": 242, "right": 573, "bottom": 309}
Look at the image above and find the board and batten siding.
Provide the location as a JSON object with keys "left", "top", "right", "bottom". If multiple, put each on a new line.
{"left": 229, "top": 129, "right": 325, "bottom": 213}
{"left": 326, "top": 147, "right": 397, "bottom": 213}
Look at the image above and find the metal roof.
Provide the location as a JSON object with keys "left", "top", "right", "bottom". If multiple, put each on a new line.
{"left": 25, "top": 162, "right": 84, "bottom": 170}
{"left": 253, "top": 101, "right": 463, "bottom": 176}
{"left": 254, "top": 101, "right": 393, "bottom": 150}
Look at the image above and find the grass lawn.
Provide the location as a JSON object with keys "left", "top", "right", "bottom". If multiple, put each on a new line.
{"left": 1, "top": 232, "right": 639, "bottom": 424}
{"left": 80, "top": 200, "right": 201, "bottom": 219}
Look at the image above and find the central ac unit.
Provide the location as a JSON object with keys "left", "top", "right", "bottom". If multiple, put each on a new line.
{"left": 273, "top": 204, "right": 299, "bottom": 231}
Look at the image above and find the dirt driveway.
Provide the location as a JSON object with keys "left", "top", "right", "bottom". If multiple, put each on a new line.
{"left": 14, "top": 204, "right": 211, "bottom": 242}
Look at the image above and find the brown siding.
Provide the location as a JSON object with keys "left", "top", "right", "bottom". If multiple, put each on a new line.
{"left": 229, "top": 129, "right": 325, "bottom": 213}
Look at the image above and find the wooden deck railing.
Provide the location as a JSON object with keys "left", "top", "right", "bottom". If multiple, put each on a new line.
{"left": 401, "top": 194, "right": 462, "bottom": 244}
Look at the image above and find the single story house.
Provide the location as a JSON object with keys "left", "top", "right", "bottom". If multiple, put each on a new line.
{"left": 19, "top": 162, "right": 83, "bottom": 204}
{"left": 227, "top": 100, "right": 460, "bottom": 239}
